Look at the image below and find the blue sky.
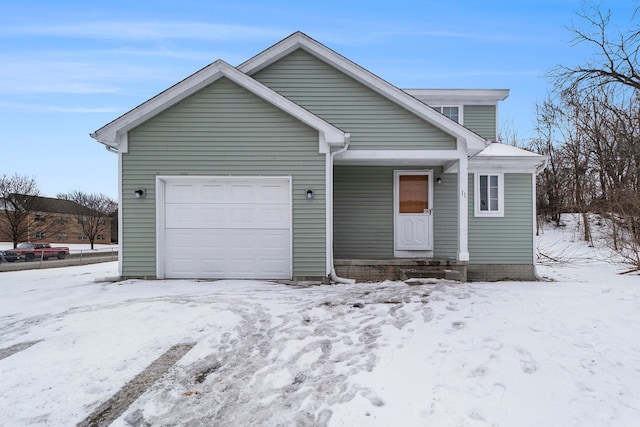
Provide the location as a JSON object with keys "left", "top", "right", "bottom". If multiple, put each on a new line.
{"left": 0, "top": 0, "right": 634, "bottom": 199}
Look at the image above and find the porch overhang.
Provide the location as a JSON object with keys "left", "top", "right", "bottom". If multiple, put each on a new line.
{"left": 334, "top": 149, "right": 465, "bottom": 166}
{"left": 332, "top": 149, "right": 471, "bottom": 264}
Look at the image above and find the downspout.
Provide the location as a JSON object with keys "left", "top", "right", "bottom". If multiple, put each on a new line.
{"left": 328, "top": 137, "right": 356, "bottom": 284}
{"left": 90, "top": 132, "right": 122, "bottom": 277}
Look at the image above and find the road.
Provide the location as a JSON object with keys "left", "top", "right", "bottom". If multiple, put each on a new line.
{"left": 0, "top": 252, "right": 117, "bottom": 272}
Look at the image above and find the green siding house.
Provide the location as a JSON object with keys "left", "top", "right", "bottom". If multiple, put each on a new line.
{"left": 91, "top": 32, "right": 546, "bottom": 282}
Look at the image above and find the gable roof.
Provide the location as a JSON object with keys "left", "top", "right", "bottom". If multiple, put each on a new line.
{"left": 91, "top": 59, "right": 348, "bottom": 152}
{"left": 238, "top": 31, "right": 489, "bottom": 153}
{"left": 3, "top": 194, "right": 86, "bottom": 215}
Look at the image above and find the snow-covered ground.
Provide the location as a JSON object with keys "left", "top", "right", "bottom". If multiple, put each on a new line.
{"left": 0, "top": 215, "right": 639, "bottom": 426}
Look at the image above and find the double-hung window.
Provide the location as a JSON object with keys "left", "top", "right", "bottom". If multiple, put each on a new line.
{"left": 432, "top": 105, "right": 461, "bottom": 123}
{"left": 475, "top": 173, "right": 504, "bottom": 217}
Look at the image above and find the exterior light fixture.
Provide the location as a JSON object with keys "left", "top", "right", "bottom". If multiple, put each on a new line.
{"left": 134, "top": 189, "right": 146, "bottom": 198}
{"left": 436, "top": 177, "right": 443, "bottom": 185}
{"left": 306, "top": 189, "right": 314, "bottom": 200}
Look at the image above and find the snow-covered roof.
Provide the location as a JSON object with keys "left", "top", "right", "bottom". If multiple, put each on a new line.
{"left": 469, "top": 142, "right": 547, "bottom": 173}
{"left": 476, "top": 142, "right": 544, "bottom": 158}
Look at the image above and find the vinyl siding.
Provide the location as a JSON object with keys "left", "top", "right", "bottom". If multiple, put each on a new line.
{"left": 464, "top": 105, "right": 497, "bottom": 140}
{"left": 122, "top": 77, "right": 326, "bottom": 278}
{"left": 468, "top": 173, "right": 534, "bottom": 264}
{"left": 334, "top": 166, "right": 457, "bottom": 259}
{"left": 253, "top": 50, "right": 457, "bottom": 150}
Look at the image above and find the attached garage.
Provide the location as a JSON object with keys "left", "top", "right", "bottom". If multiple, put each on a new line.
{"left": 157, "top": 176, "right": 292, "bottom": 279}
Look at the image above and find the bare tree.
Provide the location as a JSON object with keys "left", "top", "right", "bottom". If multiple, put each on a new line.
{"left": 57, "top": 191, "right": 116, "bottom": 249}
{"left": 0, "top": 174, "right": 42, "bottom": 247}
{"left": 551, "top": 3, "right": 640, "bottom": 92}
{"left": 530, "top": 98, "right": 572, "bottom": 228}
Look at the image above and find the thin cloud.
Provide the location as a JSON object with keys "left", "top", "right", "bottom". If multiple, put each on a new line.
{"left": 0, "top": 21, "right": 286, "bottom": 42}
{"left": 0, "top": 101, "right": 121, "bottom": 113}
{"left": 389, "top": 28, "right": 518, "bottom": 42}
{"left": 414, "top": 69, "right": 544, "bottom": 79}
{"left": 0, "top": 56, "right": 170, "bottom": 95}
{"left": 314, "top": 26, "right": 517, "bottom": 47}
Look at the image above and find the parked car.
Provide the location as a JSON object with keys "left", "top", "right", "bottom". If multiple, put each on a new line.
{"left": 3, "top": 242, "right": 70, "bottom": 262}
{"left": 1, "top": 249, "right": 20, "bottom": 262}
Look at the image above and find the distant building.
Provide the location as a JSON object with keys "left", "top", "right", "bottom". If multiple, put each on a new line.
{"left": 0, "top": 195, "right": 113, "bottom": 244}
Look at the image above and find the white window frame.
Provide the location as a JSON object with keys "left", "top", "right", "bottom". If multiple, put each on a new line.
{"left": 474, "top": 172, "right": 504, "bottom": 217}
{"left": 432, "top": 105, "right": 463, "bottom": 124}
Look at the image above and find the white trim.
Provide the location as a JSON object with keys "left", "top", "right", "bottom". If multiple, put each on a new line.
{"left": 457, "top": 157, "right": 469, "bottom": 261}
{"left": 91, "top": 59, "right": 347, "bottom": 151}
{"left": 532, "top": 172, "right": 538, "bottom": 266}
{"left": 336, "top": 149, "right": 464, "bottom": 164}
{"left": 117, "top": 151, "right": 123, "bottom": 276}
{"left": 155, "top": 177, "right": 166, "bottom": 279}
{"left": 469, "top": 158, "right": 544, "bottom": 173}
{"left": 393, "top": 170, "right": 434, "bottom": 257}
{"left": 474, "top": 172, "right": 505, "bottom": 217}
{"left": 288, "top": 177, "right": 293, "bottom": 279}
{"left": 238, "top": 32, "right": 488, "bottom": 152}
{"left": 155, "top": 175, "right": 293, "bottom": 280}
{"left": 431, "top": 104, "right": 464, "bottom": 125}
{"left": 403, "top": 89, "right": 510, "bottom": 105}
{"left": 325, "top": 153, "right": 332, "bottom": 276}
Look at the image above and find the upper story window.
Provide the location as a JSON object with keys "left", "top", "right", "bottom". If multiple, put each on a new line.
{"left": 34, "top": 214, "right": 46, "bottom": 222}
{"left": 432, "top": 105, "right": 461, "bottom": 123}
{"left": 474, "top": 173, "right": 504, "bottom": 217}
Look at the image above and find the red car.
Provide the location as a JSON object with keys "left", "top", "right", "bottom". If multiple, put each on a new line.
{"left": 3, "top": 242, "right": 70, "bottom": 262}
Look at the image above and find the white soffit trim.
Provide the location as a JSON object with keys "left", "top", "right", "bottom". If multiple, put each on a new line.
{"left": 403, "top": 89, "right": 510, "bottom": 105}
{"left": 238, "top": 32, "right": 488, "bottom": 151}
{"left": 469, "top": 158, "right": 545, "bottom": 173}
{"left": 470, "top": 143, "right": 547, "bottom": 172}
{"left": 336, "top": 150, "right": 463, "bottom": 163}
{"left": 91, "top": 59, "right": 347, "bottom": 150}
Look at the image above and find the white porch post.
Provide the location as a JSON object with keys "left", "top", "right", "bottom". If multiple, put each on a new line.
{"left": 458, "top": 155, "right": 470, "bottom": 261}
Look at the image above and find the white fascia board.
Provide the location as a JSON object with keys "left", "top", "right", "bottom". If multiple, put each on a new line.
{"left": 469, "top": 157, "right": 547, "bottom": 173}
{"left": 336, "top": 150, "right": 463, "bottom": 163}
{"left": 92, "top": 58, "right": 347, "bottom": 151}
{"left": 403, "top": 89, "right": 510, "bottom": 105}
{"left": 238, "top": 32, "right": 488, "bottom": 152}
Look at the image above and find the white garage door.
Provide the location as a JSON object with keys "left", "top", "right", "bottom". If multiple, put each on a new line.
{"left": 162, "top": 177, "right": 291, "bottom": 279}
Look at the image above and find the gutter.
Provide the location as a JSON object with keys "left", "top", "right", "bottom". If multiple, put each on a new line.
{"left": 90, "top": 132, "right": 119, "bottom": 154}
{"left": 327, "top": 135, "right": 355, "bottom": 285}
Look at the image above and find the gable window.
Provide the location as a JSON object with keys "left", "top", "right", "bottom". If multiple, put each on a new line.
{"left": 474, "top": 173, "right": 504, "bottom": 217}
{"left": 432, "top": 105, "right": 461, "bottom": 123}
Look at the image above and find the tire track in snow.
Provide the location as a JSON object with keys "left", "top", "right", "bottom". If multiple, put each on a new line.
{"left": 116, "top": 281, "right": 443, "bottom": 426}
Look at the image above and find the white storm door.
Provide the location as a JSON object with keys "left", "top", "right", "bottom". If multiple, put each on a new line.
{"left": 394, "top": 171, "right": 433, "bottom": 251}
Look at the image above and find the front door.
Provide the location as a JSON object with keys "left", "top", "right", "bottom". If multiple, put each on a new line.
{"left": 394, "top": 170, "right": 433, "bottom": 252}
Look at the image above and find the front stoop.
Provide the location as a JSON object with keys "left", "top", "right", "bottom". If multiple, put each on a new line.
{"left": 335, "top": 259, "right": 467, "bottom": 282}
